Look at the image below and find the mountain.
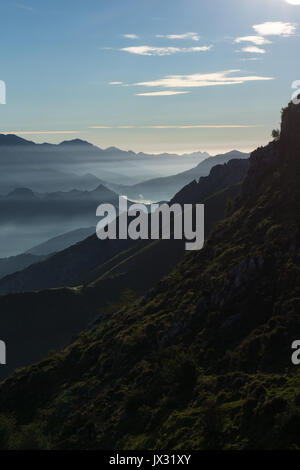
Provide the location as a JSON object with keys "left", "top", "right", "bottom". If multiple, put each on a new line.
{"left": 0, "top": 134, "right": 209, "bottom": 164}
{"left": 108, "top": 150, "right": 250, "bottom": 201}
{"left": 0, "top": 136, "right": 211, "bottom": 200}
{"left": 0, "top": 134, "right": 208, "bottom": 160}
{"left": 0, "top": 227, "right": 97, "bottom": 282}
{"left": 0, "top": 102, "right": 298, "bottom": 450}
{"left": 172, "top": 158, "right": 250, "bottom": 205}
{"left": 0, "top": 156, "right": 249, "bottom": 296}
{"left": 7, "top": 188, "right": 38, "bottom": 200}
{"left": 26, "top": 226, "right": 96, "bottom": 256}
{"left": 0, "top": 134, "right": 34, "bottom": 146}
{"left": 0, "top": 167, "right": 104, "bottom": 196}
{"left": 0, "top": 253, "right": 48, "bottom": 280}
{"left": 0, "top": 184, "right": 119, "bottom": 257}
{"left": 58, "top": 138, "right": 95, "bottom": 148}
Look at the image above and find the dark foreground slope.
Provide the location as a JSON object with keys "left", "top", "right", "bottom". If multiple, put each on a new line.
{"left": 172, "top": 158, "right": 249, "bottom": 205}
{"left": 0, "top": 103, "right": 299, "bottom": 450}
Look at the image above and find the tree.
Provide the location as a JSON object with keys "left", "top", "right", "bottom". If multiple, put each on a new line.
{"left": 272, "top": 129, "right": 280, "bottom": 141}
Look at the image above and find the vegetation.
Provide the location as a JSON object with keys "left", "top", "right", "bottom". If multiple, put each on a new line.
{"left": 0, "top": 101, "right": 299, "bottom": 449}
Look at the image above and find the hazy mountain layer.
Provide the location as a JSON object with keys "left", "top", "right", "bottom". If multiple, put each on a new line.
{"left": 0, "top": 184, "right": 118, "bottom": 258}
{"left": 108, "top": 150, "right": 249, "bottom": 201}
{"left": 0, "top": 156, "right": 249, "bottom": 295}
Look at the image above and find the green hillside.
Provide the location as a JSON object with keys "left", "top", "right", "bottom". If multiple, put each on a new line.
{"left": 0, "top": 102, "right": 299, "bottom": 450}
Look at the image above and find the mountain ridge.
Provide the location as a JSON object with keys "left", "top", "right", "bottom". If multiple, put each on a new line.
{"left": 107, "top": 150, "right": 249, "bottom": 201}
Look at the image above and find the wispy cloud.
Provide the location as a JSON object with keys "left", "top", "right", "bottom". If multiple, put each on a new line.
{"left": 134, "top": 70, "right": 274, "bottom": 88}
{"left": 240, "top": 57, "right": 262, "bottom": 61}
{"left": 136, "top": 91, "right": 189, "bottom": 96}
{"left": 155, "top": 32, "right": 200, "bottom": 41}
{"left": 89, "top": 124, "right": 260, "bottom": 129}
{"left": 285, "top": 1, "right": 300, "bottom": 5}
{"left": 15, "top": 3, "right": 35, "bottom": 12}
{"left": 241, "top": 46, "right": 266, "bottom": 54}
{"left": 123, "top": 34, "right": 139, "bottom": 39}
{"left": 120, "top": 45, "right": 212, "bottom": 56}
{"left": 109, "top": 81, "right": 123, "bottom": 85}
{"left": 253, "top": 21, "right": 297, "bottom": 36}
{"left": 235, "top": 35, "right": 271, "bottom": 45}
{"left": 2, "top": 131, "right": 77, "bottom": 135}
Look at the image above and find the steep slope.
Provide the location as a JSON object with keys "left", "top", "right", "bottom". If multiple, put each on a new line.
{"left": 109, "top": 151, "right": 249, "bottom": 201}
{"left": 0, "top": 227, "right": 97, "bottom": 281}
{"left": 26, "top": 227, "right": 95, "bottom": 256}
{"left": 172, "top": 158, "right": 249, "bottom": 205}
{"left": 0, "top": 238, "right": 186, "bottom": 380}
{"left": 0, "top": 253, "right": 48, "bottom": 280}
{"left": 0, "top": 235, "right": 135, "bottom": 294}
{"left": 0, "top": 103, "right": 298, "bottom": 450}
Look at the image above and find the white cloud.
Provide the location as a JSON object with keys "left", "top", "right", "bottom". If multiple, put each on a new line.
{"left": 241, "top": 46, "right": 266, "bottom": 54}
{"left": 109, "top": 81, "right": 123, "bottom": 85}
{"left": 120, "top": 45, "right": 212, "bottom": 56}
{"left": 136, "top": 91, "right": 190, "bottom": 96}
{"left": 253, "top": 21, "right": 296, "bottom": 36}
{"left": 123, "top": 34, "right": 139, "bottom": 39}
{"left": 155, "top": 32, "right": 200, "bottom": 41}
{"left": 235, "top": 35, "right": 271, "bottom": 45}
{"left": 134, "top": 70, "right": 274, "bottom": 88}
{"left": 285, "top": 0, "right": 300, "bottom": 5}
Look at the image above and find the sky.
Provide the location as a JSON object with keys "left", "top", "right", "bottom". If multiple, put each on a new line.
{"left": 0, "top": 0, "right": 300, "bottom": 154}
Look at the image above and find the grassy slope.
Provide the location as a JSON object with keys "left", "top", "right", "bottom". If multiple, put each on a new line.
{"left": 0, "top": 104, "right": 299, "bottom": 449}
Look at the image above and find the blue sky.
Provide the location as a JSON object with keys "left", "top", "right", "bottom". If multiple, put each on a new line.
{"left": 1, "top": 0, "right": 300, "bottom": 153}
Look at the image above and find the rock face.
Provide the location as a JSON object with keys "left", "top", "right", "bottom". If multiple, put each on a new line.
{"left": 172, "top": 158, "right": 249, "bottom": 205}
{"left": 0, "top": 102, "right": 299, "bottom": 450}
{"left": 242, "top": 101, "right": 300, "bottom": 204}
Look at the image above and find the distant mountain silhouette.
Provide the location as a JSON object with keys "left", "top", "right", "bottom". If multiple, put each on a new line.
{"left": 0, "top": 133, "right": 211, "bottom": 190}
{"left": 7, "top": 187, "right": 38, "bottom": 200}
{"left": 0, "top": 183, "right": 118, "bottom": 228}
{"left": 58, "top": 138, "right": 95, "bottom": 147}
{"left": 108, "top": 150, "right": 250, "bottom": 201}
{"left": 0, "top": 134, "right": 34, "bottom": 146}
{"left": 0, "top": 167, "right": 104, "bottom": 195}
{"left": 26, "top": 226, "right": 96, "bottom": 256}
{"left": 0, "top": 133, "right": 209, "bottom": 162}
{"left": 0, "top": 184, "right": 119, "bottom": 257}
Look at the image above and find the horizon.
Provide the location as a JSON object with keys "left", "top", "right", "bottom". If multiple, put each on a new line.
{"left": 0, "top": 131, "right": 254, "bottom": 156}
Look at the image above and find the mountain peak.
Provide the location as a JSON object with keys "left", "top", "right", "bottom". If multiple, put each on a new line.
{"left": 7, "top": 187, "right": 37, "bottom": 199}
{"left": 0, "top": 134, "right": 35, "bottom": 146}
{"left": 58, "top": 139, "right": 94, "bottom": 147}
